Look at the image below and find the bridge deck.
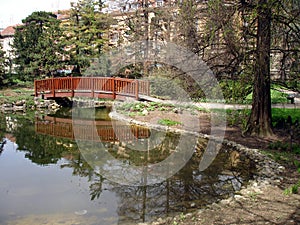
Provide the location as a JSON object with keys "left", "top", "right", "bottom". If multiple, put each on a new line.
{"left": 34, "top": 77, "right": 150, "bottom": 100}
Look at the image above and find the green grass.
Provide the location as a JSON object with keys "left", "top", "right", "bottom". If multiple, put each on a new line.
{"left": 116, "top": 101, "right": 208, "bottom": 116}
{"left": 263, "top": 148, "right": 300, "bottom": 195}
{"left": 272, "top": 83, "right": 289, "bottom": 90}
{"left": 262, "top": 149, "right": 299, "bottom": 165}
{"left": 284, "top": 159, "right": 300, "bottom": 195}
{"left": 268, "top": 141, "right": 300, "bottom": 154}
{"left": 0, "top": 87, "right": 35, "bottom": 107}
{"left": 245, "top": 88, "right": 288, "bottom": 104}
{"left": 158, "top": 118, "right": 182, "bottom": 126}
{"left": 272, "top": 108, "right": 300, "bottom": 124}
{"left": 212, "top": 108, "right": 300, "bottom": 132}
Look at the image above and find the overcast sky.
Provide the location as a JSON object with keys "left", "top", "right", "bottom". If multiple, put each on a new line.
{"left": 0, "top": 0, "right": 77, "bottom": 28}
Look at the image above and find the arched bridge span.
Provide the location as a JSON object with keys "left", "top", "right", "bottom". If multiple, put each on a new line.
{"left": 34, "top": 77, "right": 150, "bottom": 100}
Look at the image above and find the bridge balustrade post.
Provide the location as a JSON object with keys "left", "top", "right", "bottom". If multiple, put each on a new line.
{"left": 112, "top": 77, "right": 116, "bottom": 99}
{"left": 91, "top": 77, "right": 95, "bottom": 98}
{"left": 147, "top": 80, "right": 150, "bottom": 96}
{"left": 71, "top": 77, "right": 74, "bottom": 98}
{"left": 52, "top": 78, "right": 55, "bottom": 98}
{"left": 135, "top": 80, "right": 139, "bottom": 100}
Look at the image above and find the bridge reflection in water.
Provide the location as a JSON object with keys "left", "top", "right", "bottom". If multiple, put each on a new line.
{"left": 9, "top": 114, "right": 255, "bottom": 224}
{"left": 35, "top": 116, "right": 150, "bottom": 142}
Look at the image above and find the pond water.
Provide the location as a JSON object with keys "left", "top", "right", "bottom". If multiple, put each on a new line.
{"left": 0, "top": 108, "right": 256, "bottom": 225}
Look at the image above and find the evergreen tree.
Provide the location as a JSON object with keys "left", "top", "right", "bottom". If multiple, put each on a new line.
{"left": 176, "top": 0, "right": 200, "bottom": 54}
{"left": 12, "top": 11, "right": 64, "bottom": 81}
{"left": 0, "top": 42, "right": 7, "bottom": 87}
{"left": 63, "top": 0, "right": 112, "bottom": 75}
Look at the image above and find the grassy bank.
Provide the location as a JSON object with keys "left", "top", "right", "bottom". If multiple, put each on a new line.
{"left": 0, "top": 87, "right": 35, "bottom": 107}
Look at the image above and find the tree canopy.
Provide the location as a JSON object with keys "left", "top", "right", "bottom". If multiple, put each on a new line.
{"left": 0, "top": 42, "right": 7, "bottom": 86}
{"left": 62, "top": 0, "right": 112, "bottom": 75}
{"left": 12, "top": 11, "right": 64, "bottom": 81}
{"left": 11, "top": 0, "right": 112, "bottom": 80}
{"left": 175, "top": 0, "right": 299, "bottom": 137}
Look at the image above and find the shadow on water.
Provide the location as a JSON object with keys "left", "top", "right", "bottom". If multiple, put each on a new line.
{"left": 0, "top": 108, "right": 256, "bottom": 225}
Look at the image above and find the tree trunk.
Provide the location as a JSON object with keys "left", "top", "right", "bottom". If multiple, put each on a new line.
{"left": 143, "top": 0, "right": 149, "bottom": 76}
{"left": 245, "top": 0, "right": 273, "bottom": 137}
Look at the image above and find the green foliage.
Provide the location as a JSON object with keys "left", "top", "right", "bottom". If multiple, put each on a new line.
{"left": 284, "top": 181, "right": 300, "bottom": 195}
{"left": 115, "top": 101, "right": 206, "bottom": 118}
{"left": 294, "top": 160, "right": 300, "bottom": 173}
{"left": 148, "top": 66, "right": 210, "bottom": 100}
{"left": 63, "top": 0, "right": 112, "bottom": 75}
{"left": 219, "top": 78, "right": 252, "bottom": 103}
{"left": 12, "top": 11, "right": 64, "bottom": 81}
{"left": 0, "top": 43, "right": 7, "bottom": 87}
{"left": 268, "top": 141, "right": 289, "bottom": 151}
{"left": 0, "top": 44, "right": 5, "bottom": 69}
{"left": 11, "top": 1, "right": 112, "bottom": 80}
{"left": 115, "top": 64, "right": 143, "bottom": 79}
{"left": 248, "top": 191, "right": 260, "bottom": 201}
{"left": 0, "top": 87, "right": 35, "bottom": 107}
{"left": 268, "top": 141, "right": 300, "bottom": 154}
{"left": 83, "top": 56, "right": 111, "bottom": 77}
{"left": 177, "top": 0, "right": 199, "bottom": 53}
{"left": 270, "top": 89, "right": 289, "bottom": 103}
{"left": 179, "top": 212, "right": 186, "bottom": 221}
{"left": 149, "top": 74, "right": 175, "bottom": 99}
{"left": 263, "top": 146, "right": 300, "bottom": 195}
{"left": 149, "top": 74, "right": 189, "bottom": 100}
{"left": 245, "top": 88, "right": 288, "bottom": 104}
{"left": 272, "top": 108, "right": 300, "bottom": 126}
{"left": 158, "top": 118, "right": 182, "bottom": 126}
{"left": 262, "top": 149, "right": 296, "bottom": 164}
{"left": 8, "top": 116, "right": 72, "bottom": 165}
{"left": 226, "top": 109, "right": 250, "bottom": 130}
{"left": 286, "top": 79, "right": 300, "bottom": 92}
{"left": 217, "top": 107, "right": 300, "bottom": 133}
{"left": 284, "top": 167, "right": 300, "bottom": 195}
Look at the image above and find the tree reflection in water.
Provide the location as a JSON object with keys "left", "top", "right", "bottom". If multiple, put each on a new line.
{"left": 0, "top": 112, "right": 256, "bottom": 224}
{"left": 0, "top": 138, "right": 6, "bottom": 156}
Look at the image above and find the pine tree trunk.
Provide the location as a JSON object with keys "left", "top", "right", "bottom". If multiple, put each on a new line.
{"left": 245, "top": 0, "right": 273, "bottom": 137}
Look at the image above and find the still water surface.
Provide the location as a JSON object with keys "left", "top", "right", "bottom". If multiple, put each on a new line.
{"left": 0, "top": 108, "right": 255, "bottom": 225}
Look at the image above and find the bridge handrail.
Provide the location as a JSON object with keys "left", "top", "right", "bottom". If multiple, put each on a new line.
{"left": 34, "top": 77, "right": 150, "bottom": 100}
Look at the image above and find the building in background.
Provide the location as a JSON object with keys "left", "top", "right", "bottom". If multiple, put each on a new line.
{"left": 0, "top": 25, "right": 16, "bottom": 74}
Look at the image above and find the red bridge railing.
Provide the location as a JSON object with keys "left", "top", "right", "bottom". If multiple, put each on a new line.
{"left": 35, "top": 116, "right": 150, "bottom": 142}
{"left": 34, "top": 77, "right": 150, "bottom": 100}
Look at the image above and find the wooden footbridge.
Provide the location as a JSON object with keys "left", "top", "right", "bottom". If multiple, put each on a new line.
{"left": 34, "top": 77, "right": 150, "bottom": 100}
{"left": 35, "top": 116, "right": 150, "bottom": 142}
